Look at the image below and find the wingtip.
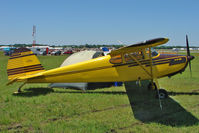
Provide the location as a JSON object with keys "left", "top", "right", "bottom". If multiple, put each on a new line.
{"left": 165, "top": 38, "right": 169, "bottom": 42}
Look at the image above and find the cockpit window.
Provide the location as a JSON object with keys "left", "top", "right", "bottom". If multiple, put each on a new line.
{"left": 124, "top": 54, "right": 132, "bottom": 63}
{"left": 110, "top": 55, "right": 122, "bottom": 64}
{"left": 110, "top": 49, "right": 158, "bottom": 64}
{"left": 146, "top": 48, "right": 159, "bottom": 57}
{"left": 151, "top": 49, "right": 158, "bottom": 57}
{"left": 125, "top": 52, "right": 144, "bottom": 63}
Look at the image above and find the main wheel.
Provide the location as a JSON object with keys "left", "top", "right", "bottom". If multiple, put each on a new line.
{"left": 148, "top": 82, "right": 157, "bottom": 90}
{"left": 156, "top": 89, "right": 168, "bottom": 99}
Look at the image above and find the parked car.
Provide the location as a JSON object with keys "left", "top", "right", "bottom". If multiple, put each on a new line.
{"left": 51, "top": 51, "right": 56, "bottom": 55}
{"left": 42, "top": 51, "right": 50, "bottom": 55}
{"left": 54, "top": 50, "right": 62, "bottom": 56}
{"left": 63, "top": 50, "right": 73, "bottom": 54}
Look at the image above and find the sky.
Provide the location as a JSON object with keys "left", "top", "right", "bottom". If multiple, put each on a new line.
{"left": 0, "top": 0, "right": 199, "bottom": 46}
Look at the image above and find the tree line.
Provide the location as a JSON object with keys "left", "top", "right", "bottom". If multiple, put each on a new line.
{"left": 1, "top": 44, "right": 198, "bottom": 49}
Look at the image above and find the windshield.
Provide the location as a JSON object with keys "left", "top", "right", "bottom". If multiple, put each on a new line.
{"left": 151, "top": 48, "right": 158, "bottom": 57}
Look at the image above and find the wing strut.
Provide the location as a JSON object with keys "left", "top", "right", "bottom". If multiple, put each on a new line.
{"left": 128, "top": 54, "right": 151, "bottom": 77}
{"left": 124, "top": 48, "right": 163, "bottom": 110}
{"left": 149, "top": 47, "right": 162, "bottom": 110}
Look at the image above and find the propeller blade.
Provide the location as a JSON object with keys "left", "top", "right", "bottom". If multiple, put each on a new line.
{"left": 186, "top": 35, "right": 192, "bottom": 76}
{"left": 188, "top": 60, "right": 192, "bottom": 77}
{"left": 186, "top": 35, "right": 190, "bottom": 56}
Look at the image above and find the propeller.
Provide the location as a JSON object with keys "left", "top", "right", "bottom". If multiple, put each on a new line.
{"left": 186, "top": 35, "right": 194, "bottom": 77}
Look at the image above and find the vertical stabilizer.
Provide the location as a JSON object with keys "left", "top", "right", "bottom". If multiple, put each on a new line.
{"left": 7, "top": 48, "right": 45, "bottom": 80}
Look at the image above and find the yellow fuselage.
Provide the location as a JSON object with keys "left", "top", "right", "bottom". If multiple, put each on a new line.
{"left": 26, "top": 54, "right": 188, "bottom": 83}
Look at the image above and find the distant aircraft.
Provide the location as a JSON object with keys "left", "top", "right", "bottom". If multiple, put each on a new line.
{"left": 7, "top": 36, "right": 194, "bottom": 99}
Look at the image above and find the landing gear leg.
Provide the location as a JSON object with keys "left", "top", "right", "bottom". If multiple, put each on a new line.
{"left": 13, "top": 82, "right": 26, "bottom": 94}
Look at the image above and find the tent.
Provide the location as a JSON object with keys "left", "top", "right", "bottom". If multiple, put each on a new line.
{"left": 49, "top": 50, "right": 114, "bottom": 90}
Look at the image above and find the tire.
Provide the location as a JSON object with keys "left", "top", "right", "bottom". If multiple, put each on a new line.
{"left": 148, "top": 82, "right": 157, "bottom": 90}
{"left": 156, "top": 89, "right": 168, "bottom": 99}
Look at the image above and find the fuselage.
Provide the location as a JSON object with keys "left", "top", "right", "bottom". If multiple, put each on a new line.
{"left": 26, "top": 53, "right": 189, "bottom": 83}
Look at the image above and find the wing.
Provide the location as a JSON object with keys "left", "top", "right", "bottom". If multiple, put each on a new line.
{"left": 109, "top": 38, "right": 169, "bottom": 56}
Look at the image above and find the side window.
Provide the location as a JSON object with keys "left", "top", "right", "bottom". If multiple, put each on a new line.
{"left": 124, "top": 54, "right": 134, "bottom": 63}
{"left": 110, "top": 55, "right": 122, "bottom": 64}
{"left": 125, "top": 52, "right": 144, "bottom": 62}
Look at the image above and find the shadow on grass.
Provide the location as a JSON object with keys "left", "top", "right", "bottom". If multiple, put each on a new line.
{"left": 168, "top": 91, "right": 199, "bottom": 96}
{"left": 124, "top": 81, "right": 199, "bottom": 127}
{"left": 54, "top": 90, "right": 199, "bottom": 96}
{"left": 12, "top": 87, "right": 54, "bottom": 97}
{"left": 12, "top": 86, "right": 199, "bottom": 97}
{"left": 54, "top": 90, "right": 126, "bottom": 95}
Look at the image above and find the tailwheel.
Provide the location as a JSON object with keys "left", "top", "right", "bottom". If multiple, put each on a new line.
{"left": 148, "top": 82, "right": 157, "bottom": 90}
{"left": 156, "top": 89, "right": 168, "bottom": 99}
{"left": 13, "top": 89, "right": 22, "bottom": 94}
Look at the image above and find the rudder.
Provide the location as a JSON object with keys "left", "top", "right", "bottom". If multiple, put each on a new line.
{"left": 7, "top": 48, "right": 45, "bottom": 80}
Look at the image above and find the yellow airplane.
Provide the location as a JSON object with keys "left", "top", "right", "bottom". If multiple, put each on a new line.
{"left": 7, "top": 36, "right": 194, "bottom": 99}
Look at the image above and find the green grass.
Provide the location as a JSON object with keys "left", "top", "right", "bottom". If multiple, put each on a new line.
{"left": 0, "top": 51, "right": 199, "bottom": 132}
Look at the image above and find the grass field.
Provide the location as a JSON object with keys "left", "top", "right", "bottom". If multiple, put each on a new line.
{"left": 0, "top": 51, "right": 199, "bottom": 133}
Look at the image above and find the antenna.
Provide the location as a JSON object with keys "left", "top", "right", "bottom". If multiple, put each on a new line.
{"left": 32, "top": 25, "right": 36, "bottom": 47}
